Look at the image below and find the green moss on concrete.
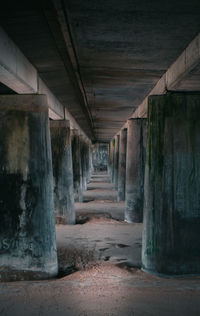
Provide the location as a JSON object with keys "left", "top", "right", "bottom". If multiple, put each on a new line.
{"left": 142, "top": 92, "right": 200, "bottom": 275}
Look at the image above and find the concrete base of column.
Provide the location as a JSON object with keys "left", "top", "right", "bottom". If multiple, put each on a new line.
{"left": 0, "top": 95, "right": 58, "bottom": 281}
{"left": 50, "top": 120, "right": 75, "bottom": 225}
{"left": 142, "top": 92, "right": 200, "bottom": 276}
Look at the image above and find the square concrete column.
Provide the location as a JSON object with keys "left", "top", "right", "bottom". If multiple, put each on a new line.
{"left": 71, "top": 130, "right": 83, "bottom": 202}
{"left": 0, "top": 95, "right": 58, "bottom": 281}
{"left": 108, "top": 140, "right": 114, "bottom": 180}
{"left": 88, "top": 142, "right": 93, "bottom": 180}
{"left": 113, "top": 135, "right": 119, "bottom": 189}
{"left": 142, "top": 92, "right": 200, "bottom": 276}
{"left": 111, "top": 138, "right": 115, "bottom": 183}
{"left": 80, "top": 136, "right": 88, "bottom": 191}
{"left": 125, "top": 119, "right": 146, "bottom": 222}
{"left": 50, "top": 120, "right": 75, "bottom": 225}
{"left": 85, "top": 141, "right": 91, "bottom": 183}
{"left": 118, "top": 128, "right": 127, "bottom": 201}
{"left": 108, "top": 141, "right": 112, "bottom": 177}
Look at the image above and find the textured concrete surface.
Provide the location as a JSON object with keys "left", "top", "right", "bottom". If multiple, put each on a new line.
{"left": 71, "top": 131, "right": 83, "bottom": 202}
{"left": 0, "top": 95, "right": 57, "bottom": 281}
{"left": 80, "top": 137, "right": 88, "bottom": 191}
{"left": 125, "top": 119, "right": 146, "bottom": 223}
{"left": 142, "top": 93, "right": 200, "bottom": 275}
{"left": 118, "top": 128, "right": 127, "bottom": 201}
{"left": 50, "top": 120, "right": 75, "bottom": 225}
{"left": 113, "top": 135, "right": 119, "bottom": 190}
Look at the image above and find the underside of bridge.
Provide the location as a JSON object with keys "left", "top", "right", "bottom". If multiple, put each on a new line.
{"left": 0, "top": 1, "right": 200, "bottom": 315}
{"left": 1, "top": 0, "right": 200, "bottom": 140}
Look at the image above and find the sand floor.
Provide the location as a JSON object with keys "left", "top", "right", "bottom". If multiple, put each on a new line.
{"left": 0, "top": 172, "right": 200, "bottom": 316}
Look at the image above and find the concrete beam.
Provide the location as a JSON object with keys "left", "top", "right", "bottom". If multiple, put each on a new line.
{"left": 166, "top": 34, "right": 200, "bottom": 90}
{"left": 38, "top": 78, "right": 64, "bottom": 120}
{"left": 131, "top": 32, "right": 200, "bottom": 119}
{"left": 116, "top": 33, "right": 200, "bottom": 137}
{"left": 0, "top": 26, "right": 90, "bottom": 141}
{"left": 45, "top": 0, "right": 94, "bottom": 134}
{"left": 39, "top": 79, "right": 90, "bottom": 140}
{"left": 0, "top": 27, "right": 38, "bottom": 94}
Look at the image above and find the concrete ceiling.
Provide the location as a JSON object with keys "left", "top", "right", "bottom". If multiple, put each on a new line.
{"left": 1, "top": 0, "right": 200, "bottom": 141}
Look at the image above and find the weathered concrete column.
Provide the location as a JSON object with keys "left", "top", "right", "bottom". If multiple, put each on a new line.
{"left": 113, "top": 135, "right": 119, "bottom": 189}
{"left": 118, "top": 128, "right": 127, "bottom": 201}
{"left": 111, "top": 138, "right": 115, "bottom": 183}
{"left": 84, "top": 141, "right": 89, "bottom": 184}
{"left": 80, "top": 136, "right": 87, "bottom": 191}
{"left": 50, "top": 120, "right": 75, "bottom": 225}
{"left": 71, "top": 130, "right": 83, "bottom": 202}
{"left": 108, "top": 140, "right": 114, "bottom": 180}
{"left": 87, "top": 142, "right": 93, "bottom": 181}
{"left": 125, "top": 118, "right": 146, "bottom": 223}
{"left": 85, "top": 141, "right": 91, "bottom": 183}
{"left": 0, "top": 95, "right": 58, "bottom": 281}
{"left": 142, "top": 92, "right": 200, "bottom": 276}
{"left": 108, "top": 141, "right": 111, "bottom": 177}
{"left": 82, "top": 140, "right": 87, "bottom": 189}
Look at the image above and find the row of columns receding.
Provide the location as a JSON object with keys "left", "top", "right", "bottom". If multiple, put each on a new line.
{"left": 108, "top": 92, "right": 200, "bottom": 276}
{"left": 0, "top": 94, "right": 93, "bottom": 281}
{"left": 0, "top": 91, "right": 200, "bottom": 280}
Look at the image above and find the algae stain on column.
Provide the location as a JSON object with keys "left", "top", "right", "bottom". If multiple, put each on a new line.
{"left": 6, "top": 112, "right": 30, "bottom": 178}
{"left": 6, "top": 112, "right": 31, "bottom": 239}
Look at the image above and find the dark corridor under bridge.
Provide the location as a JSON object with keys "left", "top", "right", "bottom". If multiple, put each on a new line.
{"left": 0, "top": 1, "right": 200, "bottom": 315}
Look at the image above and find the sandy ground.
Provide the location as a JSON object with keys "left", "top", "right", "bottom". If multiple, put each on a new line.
{"left": 56, "top": 220, "right": 142, "bottom": 274}
{"left": 0, "top": 172, "right": 200, "bottom": 316}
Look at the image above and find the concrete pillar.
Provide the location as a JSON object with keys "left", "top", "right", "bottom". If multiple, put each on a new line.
{"left": 142, "top": 92, "right": 200, "bottom": 276}
{"left": 118, "top": 128, "right": 127, "bottom": 201}
{"left": 50, "top": 120, "right": 75, "bottom": 225}
{"left": 108, "top": 140, "right": 114, "bottom": 179}
{"left": 85, "top": 141, "right": 91, "bottom": 183}
{"left": 80, "top": 136, "right": 87, "bottom": 191}
{"left": 87, "top": 142, "right": 92, "bottom": 180}
{"left": 111, "top": 138, "right": 115, "bottom": 183}
{"left": 89, "top": 142, "right": 93, "bottom": 178}
{"left": 71, "top": 130, "right": 83, "bottom": 202}
{"left": 125, "top": 118, "right": 146, "bottom": 223}
{"left": 0, "top": 95, "right": 58, "bottom": 281}
{"left": 82, "top": 140, "right": 88, "bottom": 189}
{"left": 108, "top": 141, "right": 111, "bottom": 176}
{"left": 113, "top": 135, "right": 119, "bottom": 189}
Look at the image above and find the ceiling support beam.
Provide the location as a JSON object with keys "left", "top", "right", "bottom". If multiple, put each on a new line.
{"left": 131, "top": 32, "right": 200, "bottom": 118}
{"left": 0, "top": 26, "right": 90, "bottom": 141}
{"left": 42, "top": 0, "right": 95, "bottom": 138}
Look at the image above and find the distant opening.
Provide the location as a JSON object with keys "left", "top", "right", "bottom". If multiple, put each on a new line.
{"left": 92, "top": 142, "right": 108, "bottom": 172}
